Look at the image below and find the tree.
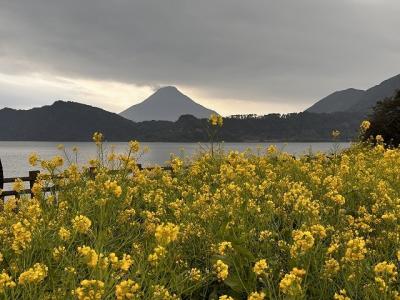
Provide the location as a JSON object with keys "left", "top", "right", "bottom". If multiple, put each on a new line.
{"left": 363, "top": 90, "right": 400, "bottom": 147}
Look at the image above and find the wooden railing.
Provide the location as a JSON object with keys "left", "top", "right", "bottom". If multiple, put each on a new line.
{"left": 0, "top": 161, "right": 173, "bottom": 200}
{"left": 0, "top": 170, "right": 40, "bottom": 198}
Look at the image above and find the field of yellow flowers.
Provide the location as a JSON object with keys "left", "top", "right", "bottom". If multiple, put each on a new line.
{"left": 1, "top": 131, "right": 400, "bottom": 299}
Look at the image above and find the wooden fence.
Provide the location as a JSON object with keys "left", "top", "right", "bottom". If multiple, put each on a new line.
{"left": 0, "top": 159, "right": 173, "bottom": 200}
{"left": 0, "top": 170, "right": 41, "bottom": 198}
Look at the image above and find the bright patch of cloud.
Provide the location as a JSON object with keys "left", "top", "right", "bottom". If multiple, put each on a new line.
{"left": 0, "top": 72, "right": 154, "bottom": 112}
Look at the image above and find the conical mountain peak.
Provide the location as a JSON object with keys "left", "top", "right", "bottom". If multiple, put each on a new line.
{"left": 156, "top": 86, "right": 179, "bottom": 92}
{"left": 120, "top": 86, "right": 218, "bottom": 122}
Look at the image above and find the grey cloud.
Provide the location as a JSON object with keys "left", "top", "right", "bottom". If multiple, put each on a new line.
{"left": 0, "top": 0, "right": 400, "bottom": 110}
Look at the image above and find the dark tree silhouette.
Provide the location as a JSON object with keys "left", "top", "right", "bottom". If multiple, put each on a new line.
{"left": 0, "top": 158, "right": 3, "bottom": 190}
{"left": 363, "top": 90, "right": 400, "bottom": 147}
{"left": 0, "top": 100, "right": 364, "bottom": 142}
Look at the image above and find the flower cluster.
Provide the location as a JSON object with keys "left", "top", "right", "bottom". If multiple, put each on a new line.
{"left": 18, "top": 263, "right": 48, "bottom": 285}
{"left": 290, "top": 230, "right": 315, "bottom": 257}
{"left": 253, "top": 259, "right": 269, "bottom": 276}
{"left": 78, "top": 245, "right": 99, "bottom": 268}
{"left": 12, "top": 179, "right": 24, "bottom": 193}
{"left": 92, "top": 132, "right": 103, "bottom": 145}
{"left": 344, "top": 237, "right": 367, "bottom": 262}
{"left": 11, "top": 222, "right": 32, "bottom": 254}
{"left": 73, "top": 279, "right": 104, "bottom": 300}
{"left": 209, "top": 114, "right": 223, "bottom": 127}
{"left": 279, "top": 268, "right": 306, "bottom": 297}
{"left": 0, "top": 272, "right": 16, "bottom": 293}
{"left": 214, "top": 260, "right": 229, "bottom": 281}
{"left": 154, "top": 222, "right": 180, "bottom": 245}
{"left": 217, "top": 241, "right": 233, "bottom": 255}
{"left": 72, "top": 215, "right": 92, "bottom": 234}
{"left": 115, "top": 279, "right": 140, "bottom": 299}
{"left": 248, "top": 292, "right": 266, "bottom": 300}
{"left": 104, "top": 180, "right": 123, "bottom": 197}
{"left": 148, "top": 245, "right": 167, "bottom": 266}
{"left": 58, "top": 226, "right": 71, "bottom": 241}
{"left": 360, "top": 120, "right": 371, "bottom": 132}
{"left": 0, "top": 133, "right": 399, "bottom": 298}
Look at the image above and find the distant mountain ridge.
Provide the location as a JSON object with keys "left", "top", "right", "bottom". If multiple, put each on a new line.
{"left": 348, "top": 74, "right": 400, "bottom": 112}
{"left": 0, "top": 101, "right": 140, "bottom": 141}
{"left": 120, "top": 86, "right": 218, "bottom": 122}
{"left": 306, "top": 73, "right": 400, "bottom": 114}
{"left": 306, "top": 88, "right": 365, "bottom": 113}
{"left": 0, "top": 100, "right": 362, "bottom": 142}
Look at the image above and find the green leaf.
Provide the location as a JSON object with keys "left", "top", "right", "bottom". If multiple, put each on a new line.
{"left": 224, "top": 273, "right": 246, "bottom": 293}
{"left": 232, "top": 244, "right": 255, "bottom": 261}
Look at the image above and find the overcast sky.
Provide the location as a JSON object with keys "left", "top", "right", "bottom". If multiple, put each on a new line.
{"left": 1, "top": 0, "right": 399, "bottom": 115}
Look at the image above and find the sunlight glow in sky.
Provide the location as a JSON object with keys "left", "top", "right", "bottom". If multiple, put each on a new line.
{"left": 1, "top": 0, "right": 399, "bottom": 115}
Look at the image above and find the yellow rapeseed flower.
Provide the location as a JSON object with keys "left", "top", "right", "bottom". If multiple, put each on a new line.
{"left": 259, "top": 230, "right": 272, "bottom": 241}
{"left": 290, "top": 230, "right": 314, "bottom": 257}
{"left": 129, "top": 140, "right": 140, "bottom": 152}
{"left": 115, "top": 279, "right": 140, "bottom": 300}
{"left": 334, "top": 289, "right": 351, "bottom": 300}
{"left": 0, "top": 272, "right": 16, "bottom": 293}
{"left": 248, "top": 292, "right": 266, "bottom": 300}
{"left": 148, "top": 246, "right": 167, "bottom": 266}
{"left": 344, "top": 237, "right": 367, "bottom": 262}
{"left": 11, "top": 222, "right": 32, "bottom": 254}
{"left": 28, "top": 153, "right": 39, "bottom": 166}
{"left": 219, "top": 296, "right": 234, "bottom": 300}
{"left": 58, "top": 227, "right": 71, "bottom": 241}
{"left": 104, "top": 180, "right": 123, "bottom": 197}
{"left": 209, "top": 114, "right": 223, "bottom": 127}
{"left": 72, "top": 215, "right": 92, "bottom": 234}
{"left": 253, "top": 259, "right": 269, "bottom": 276}
{"left": 18, "top": 263, "right": 48, "bottom": 285}
{"left": 374, "top": 261, "right": 397, "bottom": 281}
{"left": 73, "top": 279, "right": 104, "bottom": 300}
{"left": 279, "top": 268, "right": 306, "bottom": 297}
{"left": 360, "top": 120, "right": 371, "bottom": 132}
{"left": 217, "top": 241, "right": 233, "bottom": 255}
{"left": 152, "top": 284, "right": 179, "bottom": 300}
{"left": 92, "top": 132, "right": 103, "bottom": 145}
{"left": 323, "top": 258, "right": 340, "bottom": 278}
{"left": 12, "top": 179, "right": 24, "bottom": 193}
{"left": 119, "top": 254, "right": 133, "bottom": 272}
{"left": 77, "top": 246, "right": 99, "bottom": 268}
{"left": 189, "top": 268, "right": 202, "bottom": 281}
{"left": 52, "top": 246, "right": 66, "bottom": 261}
{"left": 214, "top": 260, "right": 229, "bottom": 281}
{"left": 155, "top": 223, "right": 180, "bottom": 245}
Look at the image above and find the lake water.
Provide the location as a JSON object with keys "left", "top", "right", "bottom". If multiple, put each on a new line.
{"left": 0, "top": 141, "right": 350, "bottom": 178}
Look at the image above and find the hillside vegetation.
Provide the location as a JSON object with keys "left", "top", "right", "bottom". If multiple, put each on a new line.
{"left": 0, "top": 100, "right": 363, "bottom": 141}
{"left": 0, "top": 129, "right": 400, "bottom": 299}
{"left": 363, "top": 90, "right": 400, "bottom": 147}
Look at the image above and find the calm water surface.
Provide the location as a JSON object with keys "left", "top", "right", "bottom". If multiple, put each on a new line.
{"left": 0, "top": 141, "right": 350, "bottom": 177}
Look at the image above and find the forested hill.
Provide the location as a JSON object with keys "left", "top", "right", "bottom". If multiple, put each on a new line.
{"left": 0, "top": 101, "right": 363, "bottom": 142}
{"left": 215, "top": 112, "right": 363, "bottom": 142}
{"left": 0, "top": 101, "right": 140, "bottom": 141}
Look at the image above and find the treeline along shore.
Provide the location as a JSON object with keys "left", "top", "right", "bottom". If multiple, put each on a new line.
{"left": 0, "top": 101, "right": 364, "bottom": 142}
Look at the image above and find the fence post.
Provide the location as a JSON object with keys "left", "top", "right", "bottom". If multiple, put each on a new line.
{"left": 29, "top": 170, "right": 40, "bottom": 198}
{"left": 0, "top": 158, "right": 3, "bottom": 202}
{"left": 89, "top": 167, "right": 96, "bottom": 179}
